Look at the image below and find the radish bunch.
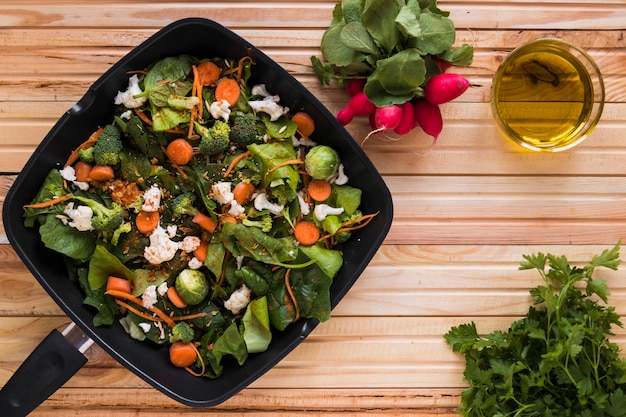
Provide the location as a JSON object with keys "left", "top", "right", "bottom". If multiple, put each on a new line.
{"left": 337, "top": 72, "right": 470, "bottom": 143}
{"left": 311, "top": 0, "right": 474, "bottom": 146}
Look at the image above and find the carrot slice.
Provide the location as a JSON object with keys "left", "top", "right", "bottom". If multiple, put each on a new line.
{"left": 292, "top": 111, "right": 315, "bottom": 137}
{"left": 106, "top": 276, "right": 132, "bottom": 294}
{"left": 193, "top": 240, "right": 209, "bottom": 263}
{"left": 192, "top": 212, "right": 218, "bottom": 233}
{"left": 215, "top": 78, "right": 240, "bottom": 107}
{"left": 232, "top": 182, "right": 256, "bottom": 205}
{"left": 197, "top": 61, "right": 221, "bottom": 86}
{"left": 88, "top": 165, "right": 115, "bottom": 182}
{"left": 169, "top": 342, "right": 198, "bottom": 368}
{"left": 73, "top": 161, "right": 93, "bottom": 182}
{"left": 167, "top": 287, "right": 188, "bottom": 309}
{"left": 166, "top": 138, "right": 194, "bottom": 166}
{"left": 293, "top": 221, "right": 321, "bottom": 246}
{"left": 136, "top": 210, "right": 160, "bottom": 234}
{"left": 307, "top": 179, "right": 332, "bottom": 202}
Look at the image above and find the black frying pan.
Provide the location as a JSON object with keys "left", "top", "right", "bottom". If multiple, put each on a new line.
{"left": 0, "top": 18, "right": 393, "bottom": 416}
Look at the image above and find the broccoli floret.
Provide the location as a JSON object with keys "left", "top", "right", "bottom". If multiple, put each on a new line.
{"left": 78, "top": 146, "right": 95, "bottom": 163}
{"left": 242, "top": 214, "right": 273, "bottom": 233}
{"left": 70, "top": 195, "right": 125, "bottom": 232}
{"left": 171, "top": 192, "right": 199, "bottom": 218}
{"left": 93, "top": 124, "right": 123, "bottom": 166}
{"left": 169, "top": 321, "right": 195, "bottom": 343}
{"left": 111, "top": 222, "right": 132, "bottom": 246}
{"left": 195, "top": 121, "right": 231, "bottom": 155}
{"left": 229, "top": 112, "right": 261, "bottom": 148}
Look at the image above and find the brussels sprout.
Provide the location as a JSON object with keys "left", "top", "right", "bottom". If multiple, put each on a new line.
{"left": 304, "top": 145, "right": 340, "bottom": 179}
{"left": 175, "top": 269, "right": 209, "bottom": 305}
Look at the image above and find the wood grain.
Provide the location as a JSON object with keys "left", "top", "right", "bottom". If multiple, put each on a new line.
{"left": 1, "top": 1, "right": 626, "bottom": 415}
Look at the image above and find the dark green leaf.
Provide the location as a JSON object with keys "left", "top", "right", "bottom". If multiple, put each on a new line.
{"left": 371, "top": 48, "right": 426, "bottom": 96}
{"left": 321, "top": 23, "right": 359, "bottom": 67}
{"left": 361, "top": 0, "right": 403, "bottom": 53}
{"left": 415, "top": 13, "right": 456, "bottom": 55}
{"left": 340, "top": 21, "right": 379, "bottom": 54}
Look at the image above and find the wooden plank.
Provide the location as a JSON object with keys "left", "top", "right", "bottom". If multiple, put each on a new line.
{"left": 1, "top": 2, "right": 625, "bottom": 30}
{"left": 30, "top": 388, "right": 462, "bottom": 416}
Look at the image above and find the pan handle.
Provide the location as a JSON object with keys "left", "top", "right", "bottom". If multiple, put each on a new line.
{"left": 0, "top": 328, "right": 89, "bottom": 416}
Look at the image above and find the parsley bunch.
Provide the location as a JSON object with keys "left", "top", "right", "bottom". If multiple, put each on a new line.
{"left": 445, "top": 243, "right": 626, "bottom": 416}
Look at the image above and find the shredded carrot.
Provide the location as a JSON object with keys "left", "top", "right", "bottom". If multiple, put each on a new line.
{"left": 133, "top": 108, "right": 154, "bottom": 126}
{"left": 172, "top": 312, "right": 209, "bottom": 322}
{"left": 184, "top": 343, "right": 206, "bottom": 377}
{"left": 64, "top": 127, "right": 104, "bottom": 167}
{"left": 339, "top": 211, "right": 379, "bottom": 231}
{"left": 23, "top": 193, "right": 73, "bottom": 209}
{"left": 105, "top": 289, "right": 176, "bottom": 328}
{"left": 114, "top": 299, "right": 162, "bottom": 323}
{"left": 284, "top": 269, "right": 300, "bottom": 323}
{"left": 266, "top": 159, "right": 304, "bottom": 175}
{"left": 223, "top": 151, "right": 251, "bottom": 177}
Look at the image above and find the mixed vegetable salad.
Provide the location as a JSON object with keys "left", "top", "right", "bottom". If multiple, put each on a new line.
{"left": 23, "top": 54, "right": 377, "bottom": 378}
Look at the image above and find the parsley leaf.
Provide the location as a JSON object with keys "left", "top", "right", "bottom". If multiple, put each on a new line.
{"left": 445, "top": 242, "right": 626, "bottom": 416}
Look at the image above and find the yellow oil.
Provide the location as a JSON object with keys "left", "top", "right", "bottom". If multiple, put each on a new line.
{"left": 493, "top": 44, "right": 594, "bottom": 150}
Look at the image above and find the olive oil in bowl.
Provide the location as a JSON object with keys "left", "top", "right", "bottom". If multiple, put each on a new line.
{"left": 492, "top": 39, "right": 604, "bottom": 152}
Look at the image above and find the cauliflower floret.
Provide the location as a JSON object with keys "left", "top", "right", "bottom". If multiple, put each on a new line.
{"left": 119, "top": 109, "right": 133, "bottom": 120}
{"left": 224, "top": 285, "right": 251, "bottom": 315}
{"left": 212, "top": 182, "right": 234, "bottom": 205}
{"left": 330, "top": 163, "right": 349, "bottom": 185}
{"left": 138, "top": 322, "right": 152, "bottom": 333}
{"left": 142, "top": 285, "right": 158, "bottom": 309}
{"left": 59, "top": 166, "right": 76, "bottom": 181}
{"left": 114, "top": 74, "right": 147, "bottom": 109}
{"left": 142, "top": 185, "right": 161, "bottom": 212}
{"left": 210, "top": 99, "right": 231, "bottom": 122}
{"left": 314, "top": 204, "right": 344, "bottom": 221}
{"left": 59, "top": 166, "right": 90, "bottom": 190}
{"left": 251, "top": 84, "right": 272, "bottom": 97}
{"left": 166, "top": 225, "right": 177, "bottom": 238}
{"left": 228, "top": 200, "right": 246, "bottom": 217}
{"left": 188, "top": 257, "right": 203, "bottom": 270}
{"left": 63, "top": 202, "right": 94, "bottom": 231}
{"left": 297, "top": 191, "right": 311, "bottom": 216}
{"left": 144, "top": 226, "right": 179, "bottom": 265}
{"left": 179, "top": 236, "right": 201, "bottom": 253}
{"left": 157, "top": 282, "right": 169, "bottom": 296}
{"left": 248, "top": 96, "right": 286, "bottom": 121}
{"left": 254, "top": 192, "right": 284, "bottom": 215}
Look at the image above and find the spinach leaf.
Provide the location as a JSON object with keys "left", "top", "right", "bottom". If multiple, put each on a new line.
{"left": 361, "top": 0, "right": 403, "bottom": 54}
{"left": 39, "top": 214, "right": 96, "bottom": 261}
{"left": 87, "top": 244, "right": 135, "bottom": 290}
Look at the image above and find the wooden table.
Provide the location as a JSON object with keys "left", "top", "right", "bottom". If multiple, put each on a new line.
{"left": 1, "top": 1, "right": 625, "bottom": 415}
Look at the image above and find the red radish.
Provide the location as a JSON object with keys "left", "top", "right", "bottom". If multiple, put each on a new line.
{"left": 424, "top": 73, "right": 470, "bottom": 105}
{"left": 393, "top": 101, "right": 415, "bottom": 135}
{"left": 413, "top": 99, "right": 443, "bottom": 144}
{"left": 346, "top": 91, "right": 377, "bottom": 116}
{"left": 368, "top": 113, "right": 376, "bottom": 130}
{"left": 344, "top": 79, "right": 366, "bottom": 96}
{"left": 373, "top": 104, "right": 403, "bottom": 132}
{"left": 432, "top": 56, "right": 453, "bottom": 73}
{"left": 336, "top": 107, "right": 354, "bottom": 126}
